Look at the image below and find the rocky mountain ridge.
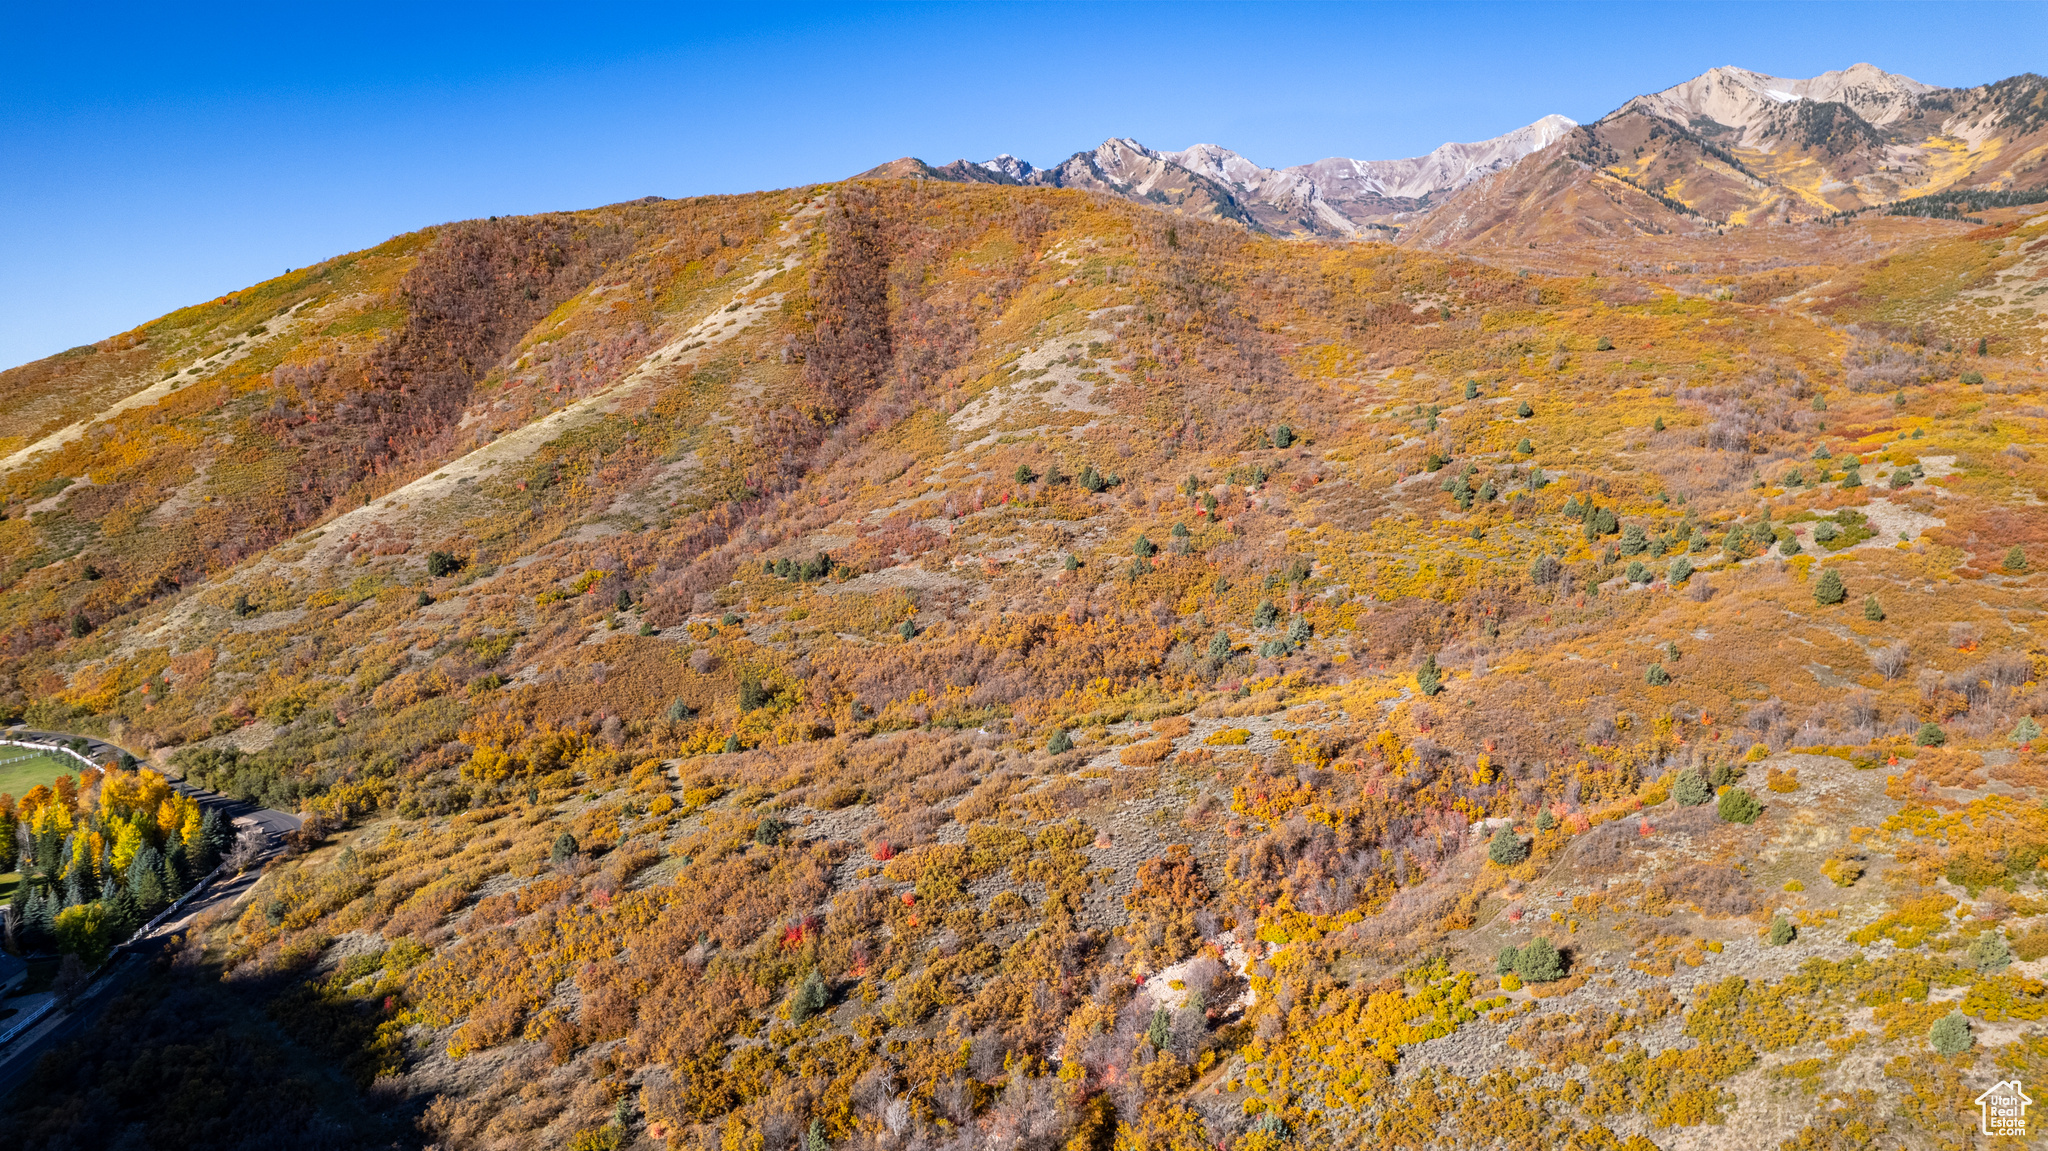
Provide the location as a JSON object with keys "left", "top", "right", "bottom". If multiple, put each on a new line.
{"left": 865, "top": 62, "right": 2048, "bottom": 247}
{"left": 861, "top": 115, "right": 1577, "bottom": 237}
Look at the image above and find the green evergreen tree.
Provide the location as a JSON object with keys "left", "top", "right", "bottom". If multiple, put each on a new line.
{"left": 1863, "top": 595, "right": 1884, "bottom": 621}
{"left": 104, "top": 884, "right": 142, "bottom": 942}
{"left": 1417, "top": 654, "right": 1443, "bottom": 697}
{"left": 1207, "top": 632, "right": 1232, "bottom": 660}
{"left": 1968, "top": 930, "right": 2013, "bottom": 973}
{"left": 1673, "top": 769, "right": 1711, "bottom": 807}
{"left": 551, "top": 831, "right": 579, "bottom": 864}
{"left": 1513, "top": 936, "right": 1564, "bottom": 982}
{"left": 1253, "top": 600, "right": 1279, "bottom": 628}
{"left": 1488, "top": 826, "right": 1528, "bottom": 866}
{"left": 163, "top": 841, "right": 190, "bottom": 900}
{"left": 1916, "top": 722, "right": 1947, "bottom": 747}
{"left": 2005, "top": 546, "right": 2027, "bottom": 572}
{"left": 1535, "top": 808, "right": 1556, "bottom": 831}
{"left": 1668, "top": 555, "right": 1694, "bottom": 584}
{"left": 1768, "top": 915, "right": 1795, "bottom": 946}
{"left": 790, "top": 969, "right": 829, "bottom": 1022}
{"left": 1929, "top": 1011, "right": 1973, "bottom": 1055}
{"left": 2011, "top": 716, "right": 2041, "bottom": 745}
{"left": 1813, "top": 569, "right": 1846, "bottom": 605}
{"left": 129, "top": 845, "right": 167, "bottom": 913}
{"left": 1047, "top": 729, "right": 1073, "bottom": 754}
{"left": 1717, "top": 787, "right": 1763, "bottom": 824}
{"left": 1645, "top": 662, "right": 1670, "bottom": 685}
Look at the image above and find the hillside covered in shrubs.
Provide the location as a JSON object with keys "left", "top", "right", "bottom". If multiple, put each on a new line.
{"left": 3, "top": 177, "right": 2048, "bottom": 1150}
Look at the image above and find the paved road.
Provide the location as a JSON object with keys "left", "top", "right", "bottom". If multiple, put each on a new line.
{"left": 0, "top": 728, "right": 302, "bottom": 1093}
{"left": 0, "top": 854, "right": 278, "bottom": 1094}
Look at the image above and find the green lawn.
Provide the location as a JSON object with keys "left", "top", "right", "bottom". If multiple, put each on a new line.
{"left": 0, "top": 750, "right": 79, "bottom": 800}
{"left": 0, "top": 871, "right": 19, "bottom": 905}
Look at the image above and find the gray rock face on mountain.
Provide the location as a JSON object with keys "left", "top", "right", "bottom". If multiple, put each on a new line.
{"left": 862, "top": 117, "right": 1577, "bottom": 237}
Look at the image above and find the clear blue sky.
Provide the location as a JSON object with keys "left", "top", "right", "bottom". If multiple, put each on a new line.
{"left": 3, "top": 1, "right": 2043, "bottom": 370}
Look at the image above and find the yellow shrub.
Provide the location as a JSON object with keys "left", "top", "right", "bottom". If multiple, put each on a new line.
{"left": 1119, "top": 738, "right": 1173, "bottom": 766}
{"left": 1203, "top": 727, "right": 1251, "bottom": 746}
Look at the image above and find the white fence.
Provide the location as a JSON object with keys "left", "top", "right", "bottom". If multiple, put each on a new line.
{"left": 0, "top": 738, "right": 103, "bottom": 771}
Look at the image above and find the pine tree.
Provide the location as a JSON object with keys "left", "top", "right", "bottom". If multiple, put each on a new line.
{"left": 29, "top": 885, "right": 59, "bottom": 947}
{"left": 1417, "top": 654, "right": 1443, "bottom": 697}
{"left": 1673, "top": 769, "right": 1711, "bottom": 806}
{"left": 1513, "top": 936, "right": 1563, "bottom": 982}
{"left": 1813, "top": 569, "right": 1846, "bottom": 605}
{"left": 1929, "top": 1011, "right": 1972, "bottom": 1055}
{"left": 1968, "top": 930, "right": 2013, "bottom": 972}
{"left": 1863, "top": 595, "right": 1884, "bottom": 621}
{"left": 129, "top": 845, "right": 168, "bottom": 913}
{"left": 1717, "top": 787, "right": 1763, "bottom": 824}
{"left": 104, "top": 884, "right": 142, "bottom": 942}
{"left": 2012, "top": 716, "right": 2041, "bottom": 745}
{"left": 1916, "top": 722, "right": 1947, "bottom": 747}
{"left": 1046, "top": 729, "right": 1073, "bottom": 754}
{"left": 162, "top": 842, "right": 190, "bottom": 900}
{"left": 790, "top": 969, "right": 829, "bottom": 1022}
{"left": 551, "top": 832, "right": 579, "bottom": 864}
{"left": 202, "top": 807, "right": 232, "bottom": 857}
{"left": 1768, "top": 915, "right": 1795, "bottom": 945}
{"left": 1645, "top": 662, "right": 1670, "bottom": 685}
{"left": 1487, "top": 826, "right": 1527, "bottom": 866}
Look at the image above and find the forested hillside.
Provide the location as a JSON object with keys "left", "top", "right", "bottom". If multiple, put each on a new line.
{"left": 3, "top": 175, "right": 2048, "bottom": 1151}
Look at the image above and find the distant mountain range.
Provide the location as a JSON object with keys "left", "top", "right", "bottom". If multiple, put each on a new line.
{"left": 859, "top": 115, "right": 1577, "bottom": 237}
{"left": 861, "top": 63, "right": 2048, "bottom": 245}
